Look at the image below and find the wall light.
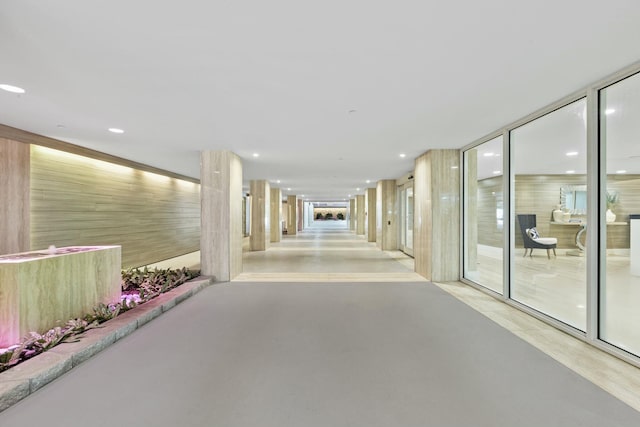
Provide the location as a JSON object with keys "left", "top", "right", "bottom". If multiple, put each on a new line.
{"left": 616, "top": 170, "right": 627, "bottom": 174}
{"left": 566, "top": 151, "right": 579, "bottom": 156}
{"left": 605, "top": 108, "right": 616, "bottom": 115}
{"left": 566, "top": 170, "right": 576, "bottom": 174}
{"left": 108, "top": 128, "right": 124, "bottom": 134}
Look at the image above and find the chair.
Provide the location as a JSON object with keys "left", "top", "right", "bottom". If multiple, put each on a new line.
{"left": 516, "top": 214, "right": 557, "bottom": 259}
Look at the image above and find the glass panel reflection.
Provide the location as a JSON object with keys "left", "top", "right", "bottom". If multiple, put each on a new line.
{"left": 511, "top": 99, "right": 587, "bottom": 331}
{"left": 600, "top": 72, "right": 640, "bottom": 356}
{"left": 463, "top": 136, "right": 503, "bottom": 294}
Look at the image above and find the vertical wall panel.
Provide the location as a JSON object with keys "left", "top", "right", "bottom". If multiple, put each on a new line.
{"left": 31, "top": 146, "right": 201, "bottom": 268}
{"left": 365, "top": 188, "right": 377, "bottom": 242}
{"left": 0, "top": 138, "right": 30, "bottom": 255}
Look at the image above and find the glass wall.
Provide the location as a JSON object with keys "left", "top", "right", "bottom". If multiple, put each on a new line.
{"left": 600, "top": 72, "right": 640, "bottom": 354}
{"left": 463, "top": 136, "right": 504, "bottom": 294}
{"left": 511, "top": 99, "right": 587, "bottom": 331}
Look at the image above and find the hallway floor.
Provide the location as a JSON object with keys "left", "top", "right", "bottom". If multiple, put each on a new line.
{"left": 3, "top": 280, "right": 640, "bottom": 426}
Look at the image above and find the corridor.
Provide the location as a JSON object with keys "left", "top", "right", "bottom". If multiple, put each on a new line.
{"left": 2, "top": 224, "right": 640, "bottom": 425}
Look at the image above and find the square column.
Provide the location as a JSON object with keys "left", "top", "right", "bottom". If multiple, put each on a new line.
{"left": 349, "top": 198, "right": 356, "bottom": 231}
{"left": 297, "top": 198, "right": 304, "bottom": 231}
{"left": 414, "top": 149, "right": 460, "bottom": 281}
{"left": 376, "top": 180, "right": 397, "bottom": 250}
{"left": 287, "top": 195, "right": 297, "bottom": 235}
{"left": 250, "top": 180, "right": 270, "bottom": 251}
{"left": 356, "top": 195, "right": 365, "bottom": 235}
{"left": 200, "top": 151, "right": 243, "bottom": 281}
{"left": 270, "top": 187, "right": 282, "bottom": 242}
{"left": 365, "top": 188, "right": 377, "bottom": 242}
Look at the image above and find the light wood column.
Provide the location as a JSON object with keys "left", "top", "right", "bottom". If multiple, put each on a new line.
{"left": 0, "top": 138, "right": 30, "bottom": 255}
{"left": 200, "top": 151, "right": 243, "bottom": 281}
{"left": 297, "top": 198, "right": 303, "bottom": 231}
{"left": 356, "top": 195, "right": 365, "bottom": 235}
{"left": 349, "top": 198, "right": 356, "bottom": 231}
{"left": 414, "top": 149, "right": 460, "bottom": 281}
{"left": 287, "top": 195, "right": 297, "bottom": 235}
{"left": 270, "top": 187, "right": 282, "bottom": 242}
{"left": 250, "top": 180, "right": 270, "bottom": 251}
{"left": 365, "top": 188, "right": 377, "bottom": 242}
{"left": 376, "top": 179, "right": 397, "bottom": 250}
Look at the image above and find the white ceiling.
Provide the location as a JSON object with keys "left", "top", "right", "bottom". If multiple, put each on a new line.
{"left": 2, "top": 1, "right": 640, "bottom": 201}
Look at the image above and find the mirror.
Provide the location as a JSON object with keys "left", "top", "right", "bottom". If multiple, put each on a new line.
{"left": 560, "top": 185, "right": 587, "bottom": 214}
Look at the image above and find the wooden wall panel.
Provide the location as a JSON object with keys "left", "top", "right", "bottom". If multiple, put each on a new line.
{"left": 356, "top": 195, "right": 365, "bottom": 235}
{"left": 0, "top": 138, "right": 30, "bottom": 255}
{"left": 31, "top": 146, "right": 200, "bottom": 268}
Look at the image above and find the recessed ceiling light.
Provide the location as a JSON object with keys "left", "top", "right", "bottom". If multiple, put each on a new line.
{"left": 566, "top": 151, "right": 579, "bottom": 156}
{"left": 348, "top": 194, "right": 352, "bottom": 197}
{"left": 566, "top": 170, "right": 576, "bottom": 174}
{"left": 605, "top": 108, "right": 616, "bottom": 115}
{"left": 366, "top": 180, "right": 371, "bottom": 183}
{"left": 616, "top": 170, "right": 627, "bottom": 174}
{"left": 301, "top": 194, "right": 305, "bottom": 197}
{"left": 0, "top": 84, "right": 25, "bottom": 94}
{"left": 356, "top": 188, "right": 361, "bottom": 191}
{"left": 287, "top": 187, "right": 291, "bottom": 191}
{"left": 276, "top": 180, "right": 281, "bottom": 183}
{"left": 399, "top": 153, "right": 406, "bottom": 158}
{"left": 108, "top": 128, "right": 124, "bottom": 134}
{"left": 252, "top": 153, "right": 259, "bottom": 158}
{"left": 483, "top": 152, "right": 494, "bottom": 157}
{"left": 493, "top": 170, "right": 501, "bottom": 174}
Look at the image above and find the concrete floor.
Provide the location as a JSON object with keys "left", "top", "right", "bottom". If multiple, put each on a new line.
{"left": 10, "top": 220, "right": 630, "bottom": 425}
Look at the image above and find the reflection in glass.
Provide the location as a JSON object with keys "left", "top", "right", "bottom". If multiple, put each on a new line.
{"left": 600, "top": 72, "right": 640, "bottom": 356}
{"left": 511, "top": 99, "right": 587, "bottom": 331}
{"left": 463, "top": 136, "right": 503, "bottom": 294}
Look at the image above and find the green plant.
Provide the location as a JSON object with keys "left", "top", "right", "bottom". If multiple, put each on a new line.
{"left": 1, "top": 266, "right": 199, "bottom": 374}
{"left": 337, "top": 212, "right": 344, "bottom": 220}
{"left": 606, "top": 191, "right": 619, "bottom": 210}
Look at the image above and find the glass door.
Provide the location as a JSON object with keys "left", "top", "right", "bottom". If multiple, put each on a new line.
{"left": 399, "top": 183, "right": 414, "bottom": 256}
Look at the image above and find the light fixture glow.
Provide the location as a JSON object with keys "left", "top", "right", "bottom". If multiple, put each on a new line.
{"left": 617, "top": 170, "right": 627, "bottom": 174}
{"left": 483, "top": 152, "right": 494, "bottom": 157}
{"left": 399, "top": 153, "right": 406, "bottom": 158}
{"left": 366, "top": 180, "right": 371, "bottom": 183}
{"left": 566, "top": 151, "right": 579, "bottom": 156}
{"left": 605, "top": 108, "right": 616, "bottom": 115}
{"left": 356, "top": 188, "right": 361, "bottom": 191}
{"left": 0, "top": 84, "right": 25, "bottom": 94}
{"left": 252, "top": 153, "right": 259, "bottom": 158}
{"left": 566, "top": 170, "right": 576, "bottom": 174}
{"left": 348, "top": 194, "right": 352, "bottom": 197}
{"left": 108, "top": 128, "right": 124, "bottom": 134}
{"left": 276, "top": 180, "right": 281, "bottom": 183}
{"left": 451, "top": 166, "right": 459, "bottom": 169}
{"left": 493, "top": 170, "right": 501, "bottom": 174}
{"left": 287, "top": 187, "right": 291, "bottom": 191}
